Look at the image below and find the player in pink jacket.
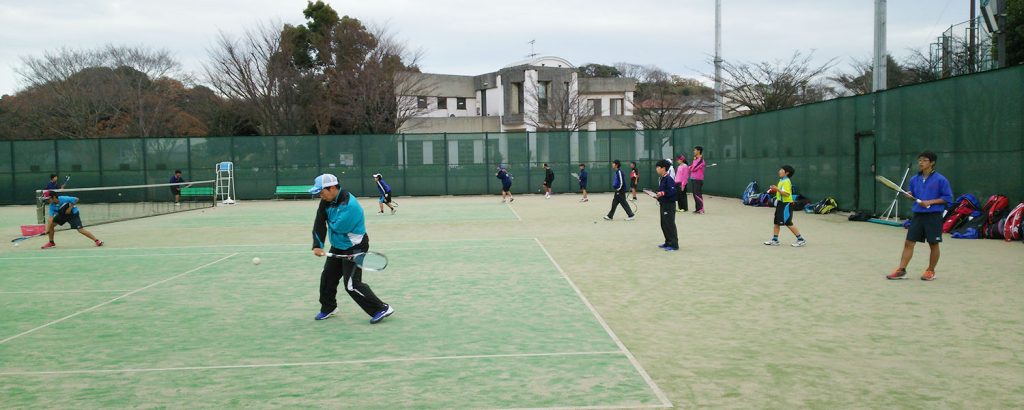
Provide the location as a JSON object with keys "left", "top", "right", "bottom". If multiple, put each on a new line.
{"left": 690, "top": 146, "right": 705, "bottom": 214}
{"left": 674, "top": 154, "right": 690, "bottom": 212}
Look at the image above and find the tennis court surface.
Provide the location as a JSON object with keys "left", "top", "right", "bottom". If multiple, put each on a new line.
{"left": 2, "top": 194, "right": 1022, "bottom": 408}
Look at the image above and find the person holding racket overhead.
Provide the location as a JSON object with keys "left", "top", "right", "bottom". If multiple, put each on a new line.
{"left": 39, "top": 190, "right": 103, "bottom": 249}
{"left": 886, "top": 151, "right": 952, "bottom": 281}
{"left": 310, "top": 173, "right": 394, "bottom": 323}
{"left": 45, "top": 174, "right": 67, "bottom": 191}
{"left": 372, "top": 173, "right": 396, "bottom": 215}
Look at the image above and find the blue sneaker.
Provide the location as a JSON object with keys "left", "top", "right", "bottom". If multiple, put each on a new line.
{"left": 314, "top": 308, "right": 337, "bottom": 321}
{"left": 370, "top": 304, "right": 394, "bottom": 324}
{"left": 664, "top": 246, "right": 679, "bottom": 252}
{"left": 657, "top": 244, "right": 669, "bottom": 249}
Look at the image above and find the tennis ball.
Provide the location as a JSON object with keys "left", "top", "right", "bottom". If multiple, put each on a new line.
{"left": 13, "top": 242, "right": 19, "bottom": 247}
{"left": 252, "top": 257, "right": 261, "bottom": 265}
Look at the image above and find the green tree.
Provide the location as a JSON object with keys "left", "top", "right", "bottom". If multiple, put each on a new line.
{"left": 1006, "top": 0, "right": 1024, "bottom": 65}
{"left": 577, "top": 63, "right": 621, "bottom": 78}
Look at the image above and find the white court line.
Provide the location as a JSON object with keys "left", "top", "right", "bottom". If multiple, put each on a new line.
{"left": 507, "top": 202, "right": 523, "bottom": 221}
{"left": 533, "top": 238, "right": 672, "bottom": 408}
{"left": 0, "top": 290, "right": 132, "bottom": 294}
{"left": 0, "top": 243, "right": 539, "bottom": 261}
{"left": 0, "top": 350, "right": 620, "bottom": 376}
{"left": 6, "top": 237, "right": 537, "bottom": 253}
{"left": 0, "top": 253, "right": 237, "bottom": 345}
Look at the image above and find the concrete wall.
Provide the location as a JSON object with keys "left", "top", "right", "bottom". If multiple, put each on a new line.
{"left": 399, "top": 116, "right": 501, "bottom": 134}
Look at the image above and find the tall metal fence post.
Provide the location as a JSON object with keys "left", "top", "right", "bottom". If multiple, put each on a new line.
{"left": 443, "top": 132, "right": 449, "bottom": 195}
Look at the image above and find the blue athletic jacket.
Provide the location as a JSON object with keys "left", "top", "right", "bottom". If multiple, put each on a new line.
{"left": 612, "top": 169, "right": 625, "bottom": 192}
{"left": 312, "top": 191, "right": 367, "bottom": 251}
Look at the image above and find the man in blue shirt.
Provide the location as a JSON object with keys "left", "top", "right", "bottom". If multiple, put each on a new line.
{"left": 653, "top": 159, "right": 679, "bottom": 251}
{"left": 496, "top": 164, "right": 514, "bottom": 203}
{"left": 603, "top": 160, "right": 635, "bottom": 221}
{"left": 372, "top": 173, "right": 395, "bottom": 215}
{"left": 887, "top": 151, "right": 953, "bottom": 281}
{"left": 310, "top": 174, "right": 393, "bottom": 323}
{"left": 577, "top": 163, "right": 589, "bottom": 202}
{"left": 40, "top": 190, "right": 103, "bottom": 249}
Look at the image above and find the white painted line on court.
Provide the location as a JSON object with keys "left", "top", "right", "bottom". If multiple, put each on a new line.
{"left": 0, "top": 243, "right": 539, "bottom": 261}
{"left": 507, "top": 202, "right": 523, "bottom": 221}
{"left": 0, "top": 290, "right": 132, "bottom": 294}
{"left": 0, "top": 350, "right": 621, "bottom": 376}
{"left": 3, "top": 237, "right": 537, "bottom": 253}
{"left": 0, "top": 253, "right": 237, "bottom": 345}
{"left": 505, "top": 404, "right": 671, "bottom": 410}
{"left": 533, "top": 238, "right": 672, "bottom": 408}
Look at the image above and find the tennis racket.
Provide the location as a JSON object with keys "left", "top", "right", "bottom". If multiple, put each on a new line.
{"left": 325, "top": 251, "right": 389, "bottom": 271}
{"left": 62, "top": 175, "right": 71, "bottom": 187}
{"left": 709, "top": 163, "right": 718, "bottom": 167}
{"left": 642, "top": 188, "right": 660, "bottom": 198}
{"left": 11, "top": 233, "right": 46, "bottom": 244}
{"left": 570, "top": 172, "right": 580, "bottom": 181}
{"left": 875, "top": 175, "right": 927, "bottom": 208}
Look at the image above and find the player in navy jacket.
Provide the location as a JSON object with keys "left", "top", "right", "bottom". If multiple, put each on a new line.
{"left": 653, "top": 159, "right": 679, "bottom": 251}
{"left": 604, "top": 160, "right": 635, "bottom": 221}
{"left": 373, "top": 173, "right": 396, "bottom": 215}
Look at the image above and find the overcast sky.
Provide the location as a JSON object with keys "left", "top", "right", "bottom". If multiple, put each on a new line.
{"left": 0, "top": 0, "right": 970, "bottom": 96}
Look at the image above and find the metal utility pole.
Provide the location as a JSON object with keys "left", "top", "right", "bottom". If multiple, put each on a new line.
{"left": 714, "top": 0, "right": 723, "bottom": 120}
{"left": 970, "top": 0, "right": 977, "bottom": 72}
{"left": 872, "top": 0, "right": 887, "bottom": 92}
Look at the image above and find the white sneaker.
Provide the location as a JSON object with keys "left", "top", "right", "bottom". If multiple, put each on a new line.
{"left": 763, "top": 240, "right": 780, "bottom": 246}
{"left": 582, "top": 198, "right": 589, "bottom": 202}
{"left": 792, "top": 240, "right": 807, "bottom": 247}
{"left": 174, "top": 202, "right": 181, "bottom": 206}
{"left": 625, "top": 216, "right": 635, "bottom": 221}
{"left": 391, "top": 208, "right": 396, "bottom": 215}
{"left": 603, "top": 216, "right": 612, "bottom": 221}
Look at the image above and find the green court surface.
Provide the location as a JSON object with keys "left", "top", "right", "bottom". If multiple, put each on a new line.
{"left": 1, "top": 193, "right": 1022, "bottom": 408}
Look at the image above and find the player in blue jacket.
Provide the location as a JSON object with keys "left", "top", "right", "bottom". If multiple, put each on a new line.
{"left": 310, "top": 174, "right": 393, "bottom": 323}
{"left": 372, "top": 173, "right": 396, "bottom": 215}
{"left": 604, "top": 160, "right": 635, "bottom": 221}
{"left": 39, "top": 190, "right": 103, "bottom": 249}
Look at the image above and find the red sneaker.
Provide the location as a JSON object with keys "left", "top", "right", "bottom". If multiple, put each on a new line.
{"left": 40, "top": 241, "right": 55, "bottom": 249}
{"left": 921, "top": 270, "right": 935, "bottom": 281}
{"left": 95, "top": 240, "right": 104, "bottom": 247}
{"left": 886, "top": 268, "right": 907, "bottom": 280}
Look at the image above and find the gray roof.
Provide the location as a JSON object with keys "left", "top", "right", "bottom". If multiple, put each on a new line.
{"left": 408, "top": 73, "right": 476, "bottom": 97}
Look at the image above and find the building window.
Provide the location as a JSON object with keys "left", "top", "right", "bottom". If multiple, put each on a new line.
{"left": 456, "top": 97, "right": 467, "bottom": 110}
{"left": 417, "top": 96, "right": 428, "bottom": 109}
{"left": 538, "top": 81, "right": 550, "bottom": 110}
{"left": 511, "top": 82, "right": 524, "bottom": 114}
{"left": 437, "top": 97, "right": 447, "bottom": 109}
{"left": 589, "top": 99, "right": 602, "bottom": 117}
{"left": 610, "top": 98, "right": 624, "bottom": 116}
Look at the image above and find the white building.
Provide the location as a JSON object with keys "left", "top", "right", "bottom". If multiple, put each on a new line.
{"left": 399, "top": 56, "right": 636, "bottom": 134}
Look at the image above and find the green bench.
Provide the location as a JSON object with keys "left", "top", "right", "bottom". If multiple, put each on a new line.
{"left": 180, "top": 187, "right": 214, "bottom": 198}
{"left": 275, "top": 186, "right": 313, "bottom": 199}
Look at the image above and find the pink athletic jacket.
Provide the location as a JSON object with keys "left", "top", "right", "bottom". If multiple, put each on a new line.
{"left": 690, "top": 157, "right": 705, "bottom": 181}
{"left": 675, "top": 163, "right": 690, "bottom": 187}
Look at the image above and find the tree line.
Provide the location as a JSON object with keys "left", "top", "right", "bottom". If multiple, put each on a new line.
{"left": 2, "top": 0, "right": 1021, "bottom": 139}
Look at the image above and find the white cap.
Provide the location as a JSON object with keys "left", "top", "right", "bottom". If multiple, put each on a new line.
{"left": 309, "top": 174, "right": 339, "bottom": 194}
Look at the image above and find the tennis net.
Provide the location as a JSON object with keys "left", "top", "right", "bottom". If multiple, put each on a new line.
{"left": 35, "top": 180, "right": 217, "bottom": 227}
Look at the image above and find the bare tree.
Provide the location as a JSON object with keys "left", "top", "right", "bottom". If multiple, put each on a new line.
{"left": 204, "top": 20, "right": 309, "bottom": 135}
{"left": 525, "top": 76, "right": 596, "bottom": 131}
{"left": 15, "top": 48, "right": 118, "bottom": 138}
{"left": 105, "top": 45, "right": 181, "bottom": 137}
{"left": 714, "top": 51, "right": 837, "bottom": 114}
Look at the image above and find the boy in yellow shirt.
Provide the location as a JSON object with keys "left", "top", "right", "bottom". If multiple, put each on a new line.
{"left": 763, "top": 165, "right": 806, "bottom": 247}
